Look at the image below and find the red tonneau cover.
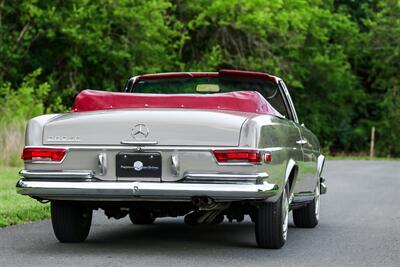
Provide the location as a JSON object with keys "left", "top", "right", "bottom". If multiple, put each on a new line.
{"left": 72, "top": 90, "right": 282, "bottom": 116}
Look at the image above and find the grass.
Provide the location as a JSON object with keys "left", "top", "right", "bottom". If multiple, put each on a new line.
{"left": 0, "top": 165, "right": 50, "bottom": 228}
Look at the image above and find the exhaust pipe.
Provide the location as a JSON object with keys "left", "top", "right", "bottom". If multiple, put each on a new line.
{"left": 192, "top": 196, "right": 214, "bottom": 208}
{"left": 200, "top": 196, "right": 213, "bottom": 205}
{"left": 186, "top": 200, "right": 230, "bottom": 224}
{"left": 192, "top": 197, "right": 201, "bottom": 206}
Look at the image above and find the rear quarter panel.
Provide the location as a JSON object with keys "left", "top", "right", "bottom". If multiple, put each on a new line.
{"left": 240, "top": 115, "right": 304, "bottom": 201}
{"left": 296, "top": 125, "right": 320, "bottom": 194}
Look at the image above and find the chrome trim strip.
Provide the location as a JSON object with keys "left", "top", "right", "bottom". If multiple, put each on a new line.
{"left": 16, "top": 179, "right": 278, "bottom": 201}
{"left": 182, "top": 172, "right": 268, "bottom": 185}
{"left": 184, "top": 172, "right": 268, "bottom": 180}
{"left": 120, "top": 140, "right": 158, "bottom": 145}
{"left": 278, "top": 79, "right": 299, "bottom": 123}
{"left": 317, "top": 154, "right": 325, "bottom": 176}
{"left": 215, "top": 162, "right": 261, "bottom": 166}
{"left": 24, "top": 145, "right": 270, "bottom": 152}
{"left": 296, "top": 139, "right": 308, "bottom": 145}
{"left": 19, "top": 169, "right": 268, "bottom": 182}
{"left": 19, "top": 170, "right": 94, "bottom": 179}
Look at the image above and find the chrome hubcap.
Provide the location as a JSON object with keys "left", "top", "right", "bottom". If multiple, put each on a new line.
{"left": 282, "top": 188, "right": 289, "bottom": 241}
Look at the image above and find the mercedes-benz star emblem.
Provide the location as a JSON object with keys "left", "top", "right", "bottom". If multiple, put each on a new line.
{"left": 133, "top": 161, "right": 143, "bottom": 171}
{"left": 131, "top": 124, "right": 149, "bottom": 140}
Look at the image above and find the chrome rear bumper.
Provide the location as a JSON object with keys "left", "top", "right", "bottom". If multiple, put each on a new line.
{"left": 16, "top": 179, "right": 278, "bottom": 201}
{"left": 16, "top": 170, "right": 278, "bottom": 201}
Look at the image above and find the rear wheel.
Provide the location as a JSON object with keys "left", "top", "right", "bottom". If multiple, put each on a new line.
{"left": 51, "top": 201, "right": 92, "bottom": 243}
{"left": 211, "top": 214, "right": 224, "bottom": 225}
{"left": 255, "top": 186, "right": 289, "bottom": 249}
{"left": 129, "top": 209, "right": 155, "bottom": 225}
{"left": 293, "top": 181, "right": 320, "bottom": 228}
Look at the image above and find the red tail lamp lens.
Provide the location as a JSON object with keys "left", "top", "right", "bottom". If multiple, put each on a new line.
{"left": 21, "top": 147, "right": 67, "bottom": 162}
{"left": 213, "top": 149, "right": 262, "bottom": 163}
{"left": 264, "top": 153, "right": 272, "bottom": 163}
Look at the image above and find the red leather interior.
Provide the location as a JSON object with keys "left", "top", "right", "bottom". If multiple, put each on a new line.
{"left": 72, "top": 89, "right": 282, "bottom": 116}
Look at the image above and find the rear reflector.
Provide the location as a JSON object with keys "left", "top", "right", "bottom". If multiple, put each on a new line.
{"left": 21, "top": 147, "right": 67, "bottom": 162}
{"left": 213, "top": 149, "right": 262, "bottom": 164}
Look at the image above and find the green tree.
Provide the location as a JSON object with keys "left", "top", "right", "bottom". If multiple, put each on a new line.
{"left": 0, "top": 0, "right": 183, "bottom": 107}
{"left": 174, "top": 0, "right": 362, "bottom": 151}
{"left": 0, "top": 0, "right": 399, "bottom": 157}
{"left": 362, "top": 0, "right": 400, "bottom": 156}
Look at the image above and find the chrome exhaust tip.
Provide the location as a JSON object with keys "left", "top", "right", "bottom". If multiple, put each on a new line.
{"left": 191, "top": 196, "right": 215, "bottom": 207}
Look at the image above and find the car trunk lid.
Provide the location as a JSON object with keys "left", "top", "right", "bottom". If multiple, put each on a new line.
{"left": 42, "top": 109, "right": 252, "bottom": 146}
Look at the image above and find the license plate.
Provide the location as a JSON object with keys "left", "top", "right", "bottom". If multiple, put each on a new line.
{"left": 116, "top": 153, "right": 162, "bottom": 178}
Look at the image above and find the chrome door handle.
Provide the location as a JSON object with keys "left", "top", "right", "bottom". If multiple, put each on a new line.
{"left": 296, "top": 139, "right": 308, "bottom": 145}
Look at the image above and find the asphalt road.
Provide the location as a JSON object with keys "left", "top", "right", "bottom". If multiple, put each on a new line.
{"left": 1, "top": 160, "right": 399, "bottom": 267}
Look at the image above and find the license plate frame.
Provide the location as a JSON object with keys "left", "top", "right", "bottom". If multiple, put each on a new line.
{"left": 116, "top": 152, "right": 162, "bottom": 178}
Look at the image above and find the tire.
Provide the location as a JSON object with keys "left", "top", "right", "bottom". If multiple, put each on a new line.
{"left": 293, "top": 181, "right": 320, "bottom": 228}
{"left": 255, "top": 186, "right": 289, "bottom": 249}
{"left": 51, "top": 201, "right": 92, "bottom": 243}
{"left": 129, "top": 209, "right": 155, "bottom": 225}
{"left": 211, "top": 214, "right": 224, "bottom": 225}
{"left": 184, "top": 212, "right": 199, "bottom": 225}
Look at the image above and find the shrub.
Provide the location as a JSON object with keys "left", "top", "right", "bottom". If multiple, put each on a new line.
{"left": 0, "top": 69, "right": 51, "bottom": 166}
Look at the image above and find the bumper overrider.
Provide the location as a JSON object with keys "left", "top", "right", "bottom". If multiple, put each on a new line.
{"left": 16, "top": 170, "right": 279, "bottom": 201}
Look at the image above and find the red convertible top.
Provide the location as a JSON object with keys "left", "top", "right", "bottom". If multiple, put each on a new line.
{"left": 72, "top": 90, "right": 282, "bottom": 116}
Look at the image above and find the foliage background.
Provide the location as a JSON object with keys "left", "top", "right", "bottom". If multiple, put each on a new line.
{"left": 0, "top": 0, "right": 399, "bottom": 165}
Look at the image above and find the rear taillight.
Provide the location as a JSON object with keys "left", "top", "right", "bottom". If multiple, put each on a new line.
{"left": 21, "top": 147, "right": 67, "bottom": 162}
{"left": 213, "top": 149, "right": 262, "bottom": 164}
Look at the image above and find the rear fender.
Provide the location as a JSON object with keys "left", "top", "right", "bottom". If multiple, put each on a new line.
{"left": 25, "top": 114, "right": 60, "bottom": 146}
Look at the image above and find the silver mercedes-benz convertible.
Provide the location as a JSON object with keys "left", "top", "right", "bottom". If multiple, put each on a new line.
{"left": 17, "top": 69, "right": 326, "bottom": 249}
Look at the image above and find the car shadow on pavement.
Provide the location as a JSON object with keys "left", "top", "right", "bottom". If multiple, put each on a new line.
{"left": 88, "top": 221, "right": 257, "bottom": 248}
{"left": 32, "top": 218, "right": 309, "bottom": 256}
{"left": 13, "top": 215, "right": 330, "bottom": 262}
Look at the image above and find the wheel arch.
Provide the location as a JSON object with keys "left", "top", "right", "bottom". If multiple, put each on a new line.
{"left": 285, "top": 159, "right": 298, "bottom": 197}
